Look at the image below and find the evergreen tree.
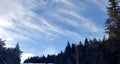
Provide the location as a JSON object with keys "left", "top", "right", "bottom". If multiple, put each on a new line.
{"left": 14, "top": 43, "right": 22, "bottom": 64}
{"left": 65, "top": 41, "right": 71, "bottom": 54}
{"left": 85, "top": 38, "right": 89, "bottom": 47}
{"left": 0, "top": 39, "right": 6, "bottom": 64}
{"left": 0, "top": 39, "right": 22, "bottom": 64}
{"left": 6, "top": 48, "right": 15, "bottom": 64}
{"left": 106, "top": 0, "right": 120, "bottom": 39}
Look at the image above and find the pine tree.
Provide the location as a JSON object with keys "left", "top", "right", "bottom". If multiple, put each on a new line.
{"left": 14, "top": 43, "right": 22, "bottom": 64}
{"left": 65, "top": 41, "right": 71, "bottom": 54}
{"left": 106, "top": 0, "right": 120, "bottom": 39}
{"left": 85, "top": 38, "right": 89, "bottom": 47}
{"left": 0, "top": 39, "right": 6, "bottom": 64}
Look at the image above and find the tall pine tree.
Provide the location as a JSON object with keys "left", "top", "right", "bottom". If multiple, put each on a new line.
{"left": 106, "top": 0, "right": 120, "bottom": 39}
{"left": 14, "top": 43, "right": 22, "bottom": 64}
{"left": 0, "top": 39, "right": 6, "bottom": 64}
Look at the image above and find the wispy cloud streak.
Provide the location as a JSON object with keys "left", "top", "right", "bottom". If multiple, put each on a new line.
{"left": 0, "top": 0, "right": 107, "bottom": 58}
{"left": 57, "top": 9, "right": 104, "bottom": 32}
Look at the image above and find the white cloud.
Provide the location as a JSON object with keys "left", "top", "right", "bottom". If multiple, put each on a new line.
{"left": 21, "top": 13, "right": 84, "bottom": 41}
{"left": 43, "top": 46, "right": 58, "bottom": 56}
{"left": 58, "top": 9, "right": 104, "bottom": 32}
{"left": 0, "top": 0, "right": 106, "bottom": 58}
{"left": 0, "top": 0, "right": 105, "bottom": 43}
{"left": 0, "top": 0, "right": 27, "bottom": 42}
{"left": 91, "top": 0, "right": 108, "bottom": 12}
{"left": 61, "top": 0, "right": 75, "bottom": 7}
{"left": 21, "top": 20, "right": 50, "bottom": 35}
{"left": 0, "top": 18, "right": 12, "bottom": 27}
{"left": 51, "top": 13, "right": 81, "bottom": 28}
{"left": 21, "top": 53, "right": 35, "bottom": 63}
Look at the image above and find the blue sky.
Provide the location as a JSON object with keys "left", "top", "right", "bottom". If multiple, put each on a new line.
{"left": 0, "top": 0, "right": 108, "bottom": 63}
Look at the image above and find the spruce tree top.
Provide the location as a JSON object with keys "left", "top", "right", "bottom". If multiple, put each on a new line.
{"left": 106, "top": 0, "right": 120, "bottom": 39}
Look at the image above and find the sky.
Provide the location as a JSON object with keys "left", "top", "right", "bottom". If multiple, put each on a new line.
{"left": 0, "top": 0, "right": 108, "bottom": 63}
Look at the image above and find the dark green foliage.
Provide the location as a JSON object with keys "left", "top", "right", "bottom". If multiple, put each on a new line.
{"left": 84, "top": 38, "right": 89, "bottom": 47}
{"left": 106, "top": 0, "right": 120, "bottom": 38}
{"left": 0, "top": 39, "right": 22, "bottom": 64}
{"left": 24, "top": 38, "right": 120, "bottom": 64}
{"left": 13, "top": 43, "right": 22, "bottom": 64}
{"left": 0, "top": 40, "right": 6, "bottom": 64}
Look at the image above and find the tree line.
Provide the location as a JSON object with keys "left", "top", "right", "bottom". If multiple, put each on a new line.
{"left": 24, "top": 38, "right": 120, "bottom": 64}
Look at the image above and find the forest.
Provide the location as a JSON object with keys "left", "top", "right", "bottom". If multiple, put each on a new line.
{"left": 24, "top": 38, "right": 120, "bottom": 64}
{"left": 0, "top": 0, "right": 120, "bottom": 64}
